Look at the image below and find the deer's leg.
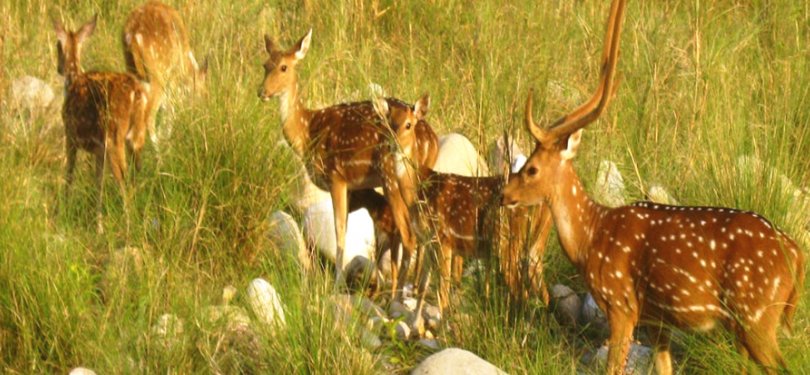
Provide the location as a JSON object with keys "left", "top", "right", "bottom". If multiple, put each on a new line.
{"left": 409, "top": 244, "right": 433, "bottom": 338}
{"left": 129, "top": 94, "right": 148, "bottom": 174}
{"left": 94, "top": 146, "right": 106, "bottom": 234}
{"left": 452, "top": 254, "right": 464, "bottom": 283}
{"left": 384, "top": 185, "right": 416, "bottom": 300}
{"left": 145, "top": 83, "right": 164, "bottom": 148}
{"left": 64, "top": 138, "right": 78, "bottom": 198}
{"left": 606, "top": 309, "right": 636, "bottom": 375}
{"left": 645, "top": 325, "right": 673, "bottom": 375}
{"left": 329, "top": 178, "right": 348, "bottom": 289}
{"left": 739, "top": 318, "right": 785, "bottom": 375}
{"left": 438, "top": 243, "right": 453, "bottom": 312}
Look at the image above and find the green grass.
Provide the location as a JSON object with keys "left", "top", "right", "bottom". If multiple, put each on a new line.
{"left": 1, "top": 0, "right": 809, "bottom": 373}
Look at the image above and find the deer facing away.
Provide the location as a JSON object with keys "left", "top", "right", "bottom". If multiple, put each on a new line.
{"left": 123, "top": 0, "right": 208, "bottom": 146}
{"left": 500, "top": 0, "right": 804, "bottom": 374}
{"left": 54, "top": 15, "right": 149, "bottom": 231}
{"left": 258, "top": 29, "right": 438, "bottom": 293}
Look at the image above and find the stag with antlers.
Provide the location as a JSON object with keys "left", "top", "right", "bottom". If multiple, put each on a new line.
{"left": 501, "top": 0, "right": 805, "bottom": 373}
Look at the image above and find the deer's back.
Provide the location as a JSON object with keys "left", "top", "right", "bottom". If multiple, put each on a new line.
{"left": 123, "top": 1, "right": 191, "bottom": 82}
{"left": 588, "top": 202, "right": 803, "bottom": 329}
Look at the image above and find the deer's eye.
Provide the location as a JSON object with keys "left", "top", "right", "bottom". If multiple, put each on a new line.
{"left": 280, "top": 65, "right": 288, "bottom": 72}
{"left": 405, "top": 122, "right": 411, "bottom": 130}
{"left": 527, "top": 166, "right": 538, "bottom": 176}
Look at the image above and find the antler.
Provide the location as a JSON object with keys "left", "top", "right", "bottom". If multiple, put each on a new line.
{"left": 527, "top": 0, "right": 627, "bottom": 144}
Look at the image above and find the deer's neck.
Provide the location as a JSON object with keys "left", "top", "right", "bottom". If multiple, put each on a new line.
{"left": 548, "top": 165, "right": 607, "bottom": 266}
{"left": 280, "top": 84, "right": 311, "bottom": 156}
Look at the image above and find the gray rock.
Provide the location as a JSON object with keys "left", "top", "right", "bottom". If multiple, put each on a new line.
{"left": 246, "top": 278, "right": 286, "bottom": 328}
{"left": 266, "top": 211, "right": 311, "bottom": 271}
{"left": 418, "top": 338, "right": 441, "bottom": 350}
{"left": 411, "top": 348, "right": 507, "bottom": 375}
{"left": 550, "top": 284, "right": 581, "bottom": 327}
{"left": 69, "top": 368, "right": 97, "bottom": 375}
{"left": 360, "top": 329, "right": 382, "bottom": 350}
{"left": 394, "top": 321, "right": 411, "bottom": 341}
{"left": 581, "top": 293, "right": 605, "bottom": 323}
{"left": 389, "top": 300, "right": 413, "bottom": 320}
{"left": 587, "top": 343, "right": 653, "bottom": 375}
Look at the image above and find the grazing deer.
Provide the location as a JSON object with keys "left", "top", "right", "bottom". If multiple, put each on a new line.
{"left": 123, "top": 0, "right": 208, "bottom": 146}
{"left": 54, "top": 15, "right": 149, "bottom": 230}
{"left": 501, "top": 0, "right": 805, "bottom": 373}
{"left": 258, "top": 29, "right": 438, "bottom": 292}
{"left": 410, "top": 166, "right": 552, "bottom": 311}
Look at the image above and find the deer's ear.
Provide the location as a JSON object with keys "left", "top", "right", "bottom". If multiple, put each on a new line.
{"left": 414, "top": 93, "right": 429, "bottom": 120}
{"left": 77, "top": 14, "right": 97, "bottom": 43}
{"left": 293, "top": 29, "right": 312, "bottom": 60}
{"left": 373, "top": 97, "right": 389, "bottom": 117}
{"left": 53, "top": 17, "right": 67, "bottom": 44}
{"left": 264, "top": 34, "right": 276, "bottom": 54}
{"left": 560, "top": 129, "right": 583, "bottom": 160}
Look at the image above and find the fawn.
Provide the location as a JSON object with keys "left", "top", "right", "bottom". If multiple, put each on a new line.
{"left": 123, "top": 0, "right": 208, "bottom": 146}
{"left": 501, "top": 0, "right": 805, "bottom": 373}
{"left": 54, "top": 15, "right": 149, "bottom": 231}
{"left": 258, "top": 29, "right": 438, "bottom": 293}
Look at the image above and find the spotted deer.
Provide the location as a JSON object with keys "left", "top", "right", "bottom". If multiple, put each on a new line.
{"left": 123, "top": 0, "right": 208, "bottom": 146}
{"left": 501, "top": 0, "right": 804, "bottom": 373}
{"left": 258, "top": 29, "right": 439, "bottom": 292}
{"left": 54, "top": 15, "right": 149, "bottom": 229}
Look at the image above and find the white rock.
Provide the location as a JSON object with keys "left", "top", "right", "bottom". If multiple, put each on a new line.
{"left": 593, "top": 160, "right": 626, "bottom": 207}
{"left": 302, "top": 201, "right": 376, "bottom": 274}
{"left": 152, "top": 313, "right": 184, "bottom": 337}
{"left": 590, "top": 343, "right": 653, "bottom": 375}
{"left": 10, "top": 76, "right": 55, "bottom": 112}
{"left": 488, "top": 134, "right": 525, "bottom": 174}
{"left": 69, "top": 368, "right": 97, "bottom": 375}
{"left": 266, "top": 210, "right": 310, "bottom": 270}
{"left": 402, "top": 297, "right": 418, "bottom": 310}
{"left": 411, "top": 348, "right": 507, "bottom": 375}
{"left": 647, "top": 184, "right": 678, "bottom": 205}
{"left": 433, "top": 133, "right": 490, "bottom": 177}
{"left": 423, "top": 304, "right": 442, "bottom": 322}
{"left": 246, "top": 278, "right": 286, "bottom": 328}
{"left": 581, "top": 293, "right": 605, "bottom": 323}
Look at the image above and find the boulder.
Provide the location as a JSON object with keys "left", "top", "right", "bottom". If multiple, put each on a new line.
{"left": 266, "top": 211, "right": 311, "bottom": 270}
{"left": 587, "top": 343, "right": 653, "bottom": 375}
{"left": 593, "top": 160, "right": 626, "bottom": 207}
{"left": 246, "top": 278, "right": 286, "bottom": 328}
{"left": 302, "top": 201, "right": 376, "bottom": 275}
{"left": 549, "top": 284, "right": 581, "bottom": 327}
{"left": 69, "top": 368, "right": 97, "bottom": 375}
{"left": 433, "top": 133, "right": 489, "bottom": 177}
{"left": 411, "top": 348, "right": 507, "bottom": 374}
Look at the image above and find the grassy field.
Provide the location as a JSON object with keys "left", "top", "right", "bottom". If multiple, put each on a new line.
{"left": 1, "top": 0, "right": 809, "bottom": 373}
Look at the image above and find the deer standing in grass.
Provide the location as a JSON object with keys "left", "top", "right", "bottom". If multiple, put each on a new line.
{"left": 258, "top": 29, "right": 438, "bottom": 292}
{"left": 501, "top": 0, "right": 804, "bottom": 373}
{"left": 123, "top": 0, "right": 208, "bottom": 147}
{"left": 54, "top": 15, "right": 149, "bottom": 232}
